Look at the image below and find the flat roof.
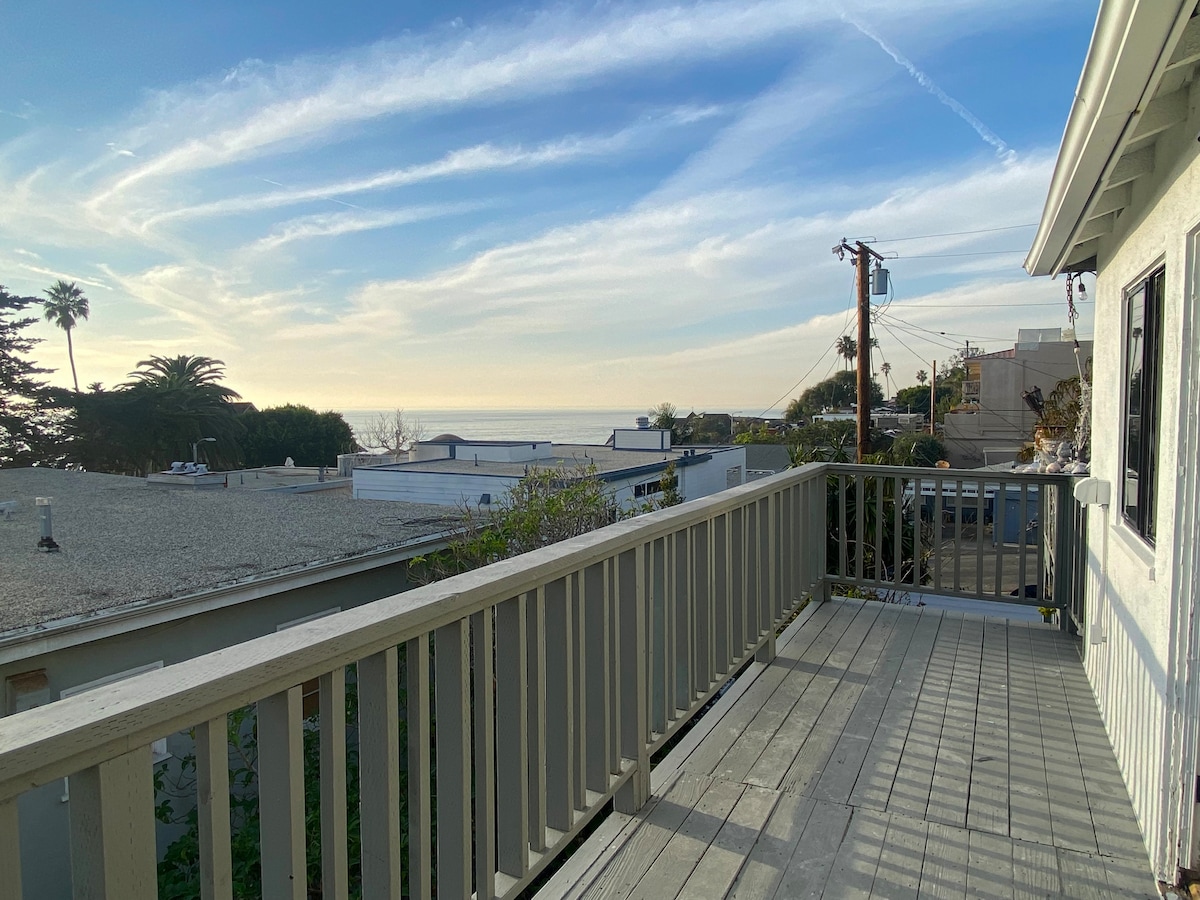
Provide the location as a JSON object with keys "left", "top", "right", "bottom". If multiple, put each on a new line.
{"left": 0, "top": 468, "right": 458, "bottom": 634}
{"left": 371, "top": 443, "right": 729, "bottom": 479}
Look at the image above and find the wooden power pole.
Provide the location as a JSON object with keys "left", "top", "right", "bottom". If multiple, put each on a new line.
{"left": 855, "top": 242, "right": 872, "bottom": 463}
{"left": 833, "top": 239, "right": 887, "bottom": 462}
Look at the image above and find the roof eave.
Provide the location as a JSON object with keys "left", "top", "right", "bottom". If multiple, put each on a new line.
{"left": 1026, "top": 0, "right": 1193, "bottom": 277}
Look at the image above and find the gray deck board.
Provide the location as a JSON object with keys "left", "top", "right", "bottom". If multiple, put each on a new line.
{"left": 544, "top": 600, "right": 1158, "bottom": 900}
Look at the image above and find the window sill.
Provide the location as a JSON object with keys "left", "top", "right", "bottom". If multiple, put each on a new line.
{"left": 1110, "top": 515, "right": 1157, "bottom": 580}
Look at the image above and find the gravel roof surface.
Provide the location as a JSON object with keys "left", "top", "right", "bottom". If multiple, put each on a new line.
{"left": 0, "top": 468, "right": 458, "bottom": 634}
{"left": 389, "top": 444, "right": 705, "bottom": 478}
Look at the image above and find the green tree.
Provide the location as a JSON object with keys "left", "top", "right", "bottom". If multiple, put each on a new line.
{"left": 889, "top": 432, "right": 948, "bottom": 467}
{"left": 239, "top": 405, "right": 356, "bottom": 468}
{"left": 915, "top": 369, "right": 928, "bottom": 384}
{"left": 784, "top": 370, "right": 884, "bottom": 421}
{"left": 41, "top": 280, "right": 90, "bottom": 392}
{"left": 1, "top": 286, "right": 61, "bottom": 467}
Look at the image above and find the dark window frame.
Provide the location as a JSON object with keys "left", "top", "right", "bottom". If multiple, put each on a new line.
{"left": 1121, "top": 266, "right": 1165, "bottom": 544}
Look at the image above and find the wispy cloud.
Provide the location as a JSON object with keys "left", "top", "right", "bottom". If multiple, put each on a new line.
{"left": 842, "top": 13, "right": 1016, "bottom": 162}
{"left": 251, "top": 201, "right": 488, "bottom": 250}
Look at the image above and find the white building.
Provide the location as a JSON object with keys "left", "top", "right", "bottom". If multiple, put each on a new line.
{"left": 353, "top": 430, "right": 747, "bottom": 509}
{"left": 1026, "top": 0, "right": 1200, "bottom": 881}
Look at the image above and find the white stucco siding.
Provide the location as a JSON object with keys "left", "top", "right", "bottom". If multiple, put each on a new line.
{"left": 1085, "top": 99, "right": 1200, "bottom": 877}
{"left": 354, "top": 469, "right": 520, "bottom": 507}
{"left": 677, "top": 448, "right": 747, "bottom": 502}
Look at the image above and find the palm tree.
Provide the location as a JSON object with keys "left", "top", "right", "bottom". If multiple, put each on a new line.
{"left": 916, "top": 369, "right": 928, "bottom": 384}
{"left": 836, "top": 335, "right": 857, "bottom": 370}
{"left": 880, "top": 362, "right": 892, "bottom": 397}
{"left": 124, "top": 355, "right": 242, "bottom": 470}
{"left": 42, "top": 280, "right": 90, "bottom": 392}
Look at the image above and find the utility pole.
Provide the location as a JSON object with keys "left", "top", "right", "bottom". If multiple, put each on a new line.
{"left": 833, "top": 239, "right": 887, "bottom": 462}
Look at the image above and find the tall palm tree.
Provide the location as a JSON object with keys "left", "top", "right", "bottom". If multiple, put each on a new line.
{"left": 880, "top": 362, "right": 892, "bottom": 397}
{"left": 42, "top": 280, "right": 90, "bottom": 392}
{"left": 835, "top": 335, "right": 857, "bottom": 370}
{"left": 916, "top": 369, "right": 928, "bottom": 384}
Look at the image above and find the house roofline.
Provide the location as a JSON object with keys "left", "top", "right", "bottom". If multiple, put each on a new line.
{"left": 1026, "top": 0, "right": 1194, "bottom": 277}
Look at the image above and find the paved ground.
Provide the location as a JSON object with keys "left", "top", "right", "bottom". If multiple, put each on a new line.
{"left": 540, "top": 598, "right": 1157, "bottom": 899}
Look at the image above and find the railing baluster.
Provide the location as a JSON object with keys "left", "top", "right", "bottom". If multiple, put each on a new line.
{"left": 496, "top": 596, "right": 529, "bottom": 878}
{"left": 1037, "top": 485, "right": 1047, "bottom": 601}
{"left": 855, "top": 472, "right": 865, "bottom": 584}
{"left": 650, "top": 538, "right": 667, "bottom": 736}
{"left": 976, "top": 479, "right": 986, "bottom": 598}
{"left": 745, "top": 500, "right": 760, "bottom": 641}
{"left": 318, "top": 672, "right": 347, "bottom": 900}
{"left": 360, "top": 648, "right": 401, "bottom": 899}
{"left": 543, "top": 578, "right": 574, "bottom": 832}
{"left": 526, "top": 588, "right": 548, "bottom": 851}
{"left": 616, "top": 546, "right": 650, "bottom": 813}
{"left": 933, "top": 478, "right": 944, "bottom": 592}
{"left": 713, "top": 513, "right": 730, "bottom": 675}
{"left": 874, "top": 472, "right": 884, "bottom": 585}
{"left": 911, "top": 475, "right": 922, "bottom": 589}
{"left": 258, "top": 688, "right": 306, "bottom": 900}
{"left": 838, "top": 474, "right": 848, "bottom": 578}
{"left": 731, "top": 509, "right": 746, "bottom": 652}
{"left": 473, "top": 610, "right": 496, "bottom": 900}
{"left": 893, "top": 474, "right": 903, "bottom": 592}
{"left": 693, "top": 521, "right": 713, "bottom": 694}
{"left": 1018, "top": 484, "right": 1029, "bottom": 599}
{"left": 673, "top": 528, "right": 692, "bottom": 713}
{"left": 607, "top": 557, "right": 621, "bottom": 776}
{"left": 995, "top": 481, "right": 1008, "bottom": 599}
{"left": 571, "top": 572, "right": 587, "bottom": 811}
{"left": 435, "top": 621, "right": 472, "bottom": 899}
{"left": 584, "top": 563, "right": 610, "bottom": 795}
{"left": 69, "top": 747, "right": 157, "bottom": 900}
{"left": 954, "top": 478, "right": 964, "bottom": 591}
{"left": 406, "top": 637, "right": 433, "bottom": 900}
{"left": 196, "top": 715, "right": 233, "bottom": 900}
{"left": 1, "top": 798, "right": 20, "bottom": 900}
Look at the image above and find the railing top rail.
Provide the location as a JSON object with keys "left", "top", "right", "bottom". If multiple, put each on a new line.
{"left": 825, "top": 462, "right": 1075, "bottom": 485}
{"left": 0, "top": 462, "right": 828, "bottom": 800}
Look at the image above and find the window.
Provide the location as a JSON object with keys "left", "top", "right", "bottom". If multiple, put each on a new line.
{"left": 633, "top": 479, "right": 662, "bottom": 499}
{"left": 1122, "top": 267, "right": 1165, "bottom": 543}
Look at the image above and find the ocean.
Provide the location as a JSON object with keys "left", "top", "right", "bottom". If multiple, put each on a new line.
{"left": 339, "top": 408, "right": 649, "bottom": 446}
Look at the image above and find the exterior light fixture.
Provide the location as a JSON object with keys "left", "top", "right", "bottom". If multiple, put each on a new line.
{"left": 192, "top": 436, "right": 217, "bottom": 465}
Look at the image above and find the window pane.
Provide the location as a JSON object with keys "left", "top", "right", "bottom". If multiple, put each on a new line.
{"left": 1123, "top": 286, "right": 1145, "bottom": 527}
{"left": 1121, "top": 268, "right": 1164, "bottom": 543}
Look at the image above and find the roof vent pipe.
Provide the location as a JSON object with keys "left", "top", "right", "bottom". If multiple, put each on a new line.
{"left": 36, "top": 497, "right": 60, "bottom": 552}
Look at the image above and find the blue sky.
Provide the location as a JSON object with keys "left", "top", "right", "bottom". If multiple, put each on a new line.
{"left": 0, "top": 0, "right": 1098, "bottom": 412}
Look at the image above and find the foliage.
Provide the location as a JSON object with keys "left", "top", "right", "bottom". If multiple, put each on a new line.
{"left": 63, "top": 355, "right": 243, "bottom": 475}
{"left": 647, "top": 401, "right": 676, "bottom": 432}
{"left": 656, "top": 460, "right": 682, "bottom": 507}
{"left": 0, "top": 286, "right": 62, "bottom": 467}
{"left": 784, "top": 370, "right": 884, "bottom": 421}
{"left": 894, "top": 383, "right": 954, "bottom": 419}
{"left": 888, "top": 432, "right": 948, "bottom": 467}
{"left": 734, "top": 424, "right": 785, "bottom": 444}
{"left": 915, "top": 369, "right": 928, "bottom": 384}
{"left": 410, "top": 464, "right": 627, "bottom": 583}
{"left": 355, "top": 408, "right": 425, "bottom": 453}
{"left": 240, "top": 405, "right": 356, "bottom": 468}
{"left": 835, "top": 335, "right": 857, "bottom": 369}
{"left": 42, "top": 279, "right": 90, "bottom": 392}
{"left": 155, "top": 681, "right": 373, "bottom": 899}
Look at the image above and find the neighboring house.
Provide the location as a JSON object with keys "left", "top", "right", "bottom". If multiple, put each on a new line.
{"left": 1026, "top": 0, "right": 1200, "bottom": 882}
{"left": 353, "top": 430, "right": 747, "bottom": 508}
{"left": 0, "top": 467, "right": 456, "bottom": 899}
{"left": 941, "top": 329, "right": 1093, "bottom": 468}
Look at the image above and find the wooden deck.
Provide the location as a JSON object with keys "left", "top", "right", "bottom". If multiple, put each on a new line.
{"left": 538, "top": 598, "right": 1158, "bottom": 899}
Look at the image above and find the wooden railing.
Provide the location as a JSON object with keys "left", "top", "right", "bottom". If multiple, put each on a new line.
{"left": 0, "top": 464, "right": 829, "bottom": 900}
{"left": 823, "top": 464, "right": 1084, "bottom": 622}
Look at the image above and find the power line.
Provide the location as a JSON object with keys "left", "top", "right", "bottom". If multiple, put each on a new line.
{"left": 894, "top": 249, "right": 1026, "bottom": 259}
{"left": 874, "top": 223, "right": 1037, "bottom": 244}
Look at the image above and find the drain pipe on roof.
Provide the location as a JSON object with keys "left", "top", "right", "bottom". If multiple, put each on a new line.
{"left": 36, "top": 497, "right": 60, "bottom": 552}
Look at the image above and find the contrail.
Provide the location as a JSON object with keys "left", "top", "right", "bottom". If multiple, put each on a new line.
{"left": 843, "top": 13, "right": 1016, "bottom": 162}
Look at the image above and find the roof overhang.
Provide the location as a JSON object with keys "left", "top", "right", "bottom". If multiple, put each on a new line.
{"left": 1026, "top": 0, "right": 1199, "bottom": 277}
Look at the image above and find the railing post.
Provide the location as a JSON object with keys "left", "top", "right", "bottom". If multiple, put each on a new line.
{"left": 318, "top": 671, "right": 348, "bottom": 900}
{"left": 615, "top": 545, "right": 649, "bottom": 814}
{"left": 359, "top": 648, "right": 402, "bottom": 899}
{"left": 1053, "top": 479, "right": 1075, "bottom": 631}
{"left": 69, "top": 746, "right": 159, "bottom": 900}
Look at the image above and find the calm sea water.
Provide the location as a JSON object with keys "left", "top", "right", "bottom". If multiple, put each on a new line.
{"left": 339, "top": 408, "right": 648, "bottom": 446}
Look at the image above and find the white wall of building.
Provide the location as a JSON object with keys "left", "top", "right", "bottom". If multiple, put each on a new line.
{"left": 354, "top": 468, "right": 520, "bottom": 507}
{"left": 677, "top": 448, "right": 746, "bottom": 501}
{"left": 1082, "top": 86, "right": 1200, "bottom": 878}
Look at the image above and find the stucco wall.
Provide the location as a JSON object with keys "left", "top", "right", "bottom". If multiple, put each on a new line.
{"left": 1084, "top": 83, "right": 1200, "bottom": 878}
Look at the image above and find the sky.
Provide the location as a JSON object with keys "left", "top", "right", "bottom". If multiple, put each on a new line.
{"left": 0, "top": 0, "right": 1099, "bottom": 414}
